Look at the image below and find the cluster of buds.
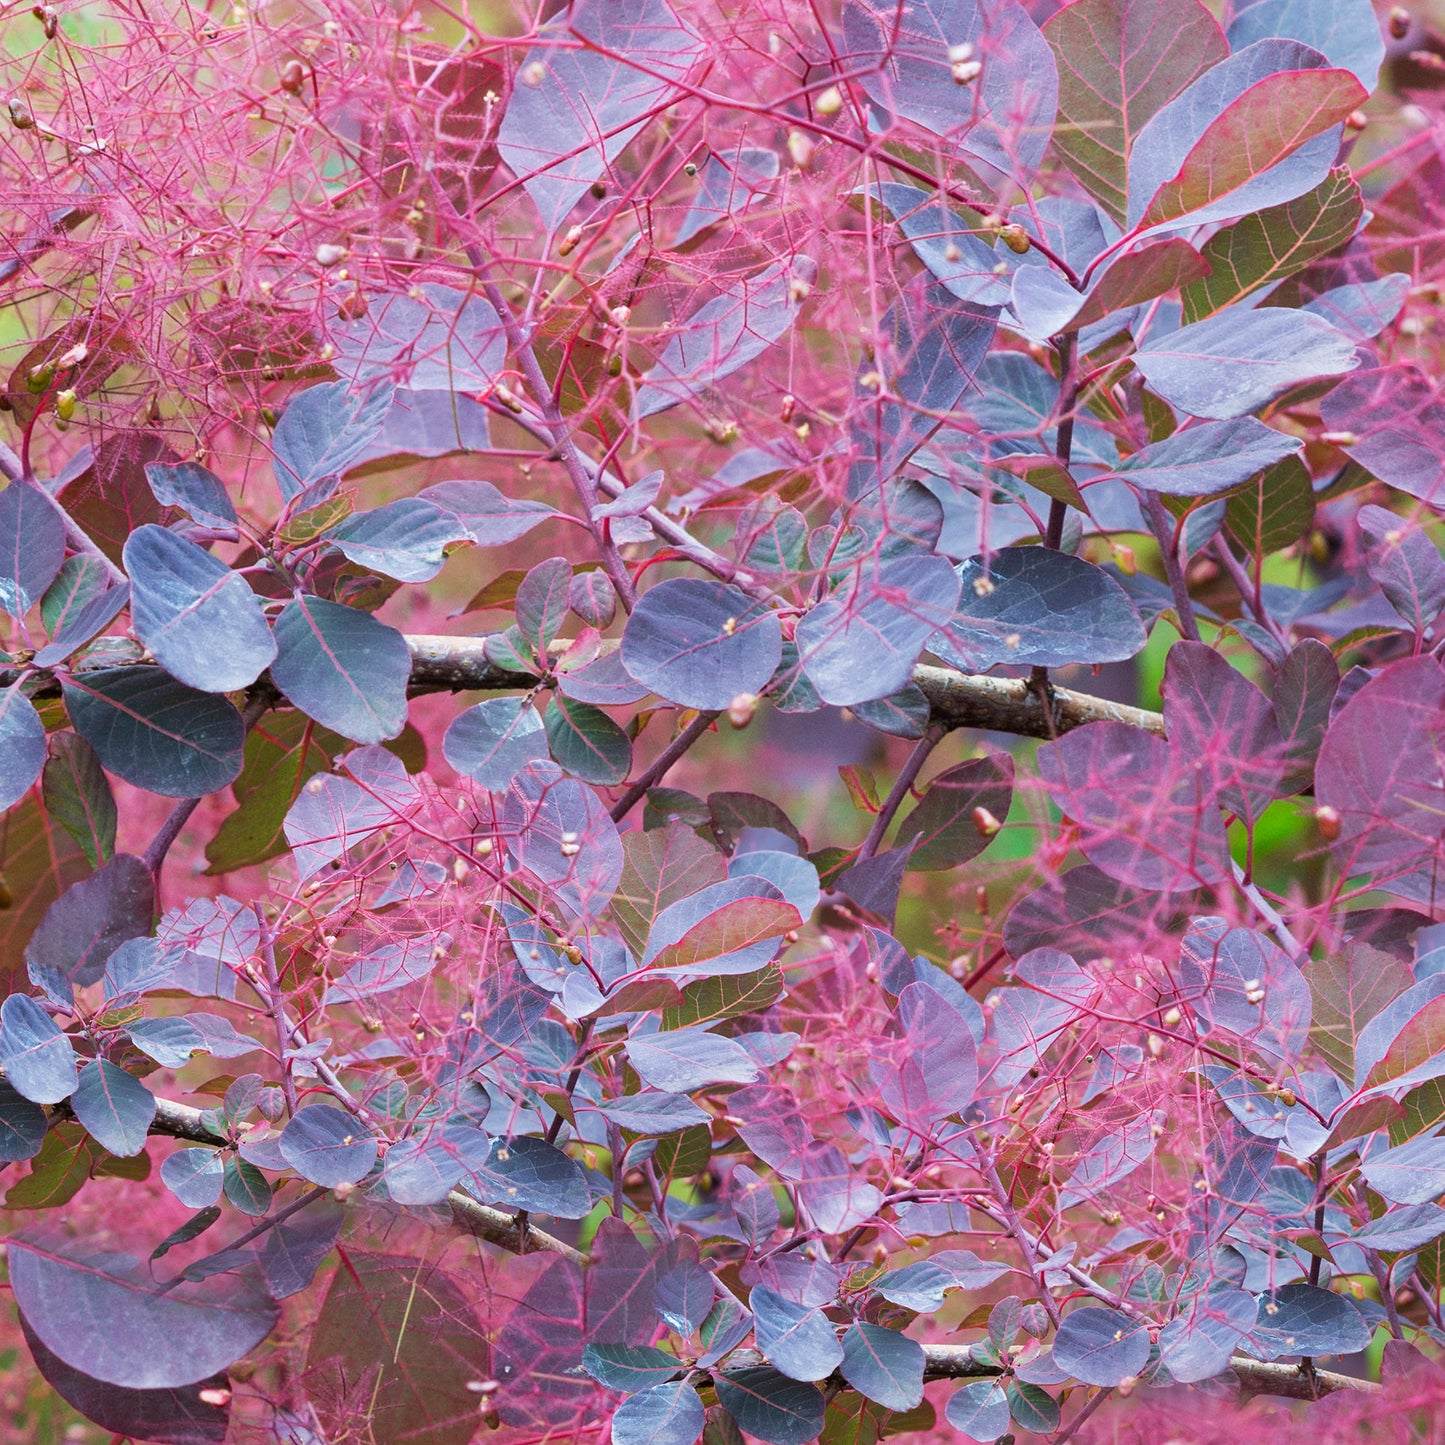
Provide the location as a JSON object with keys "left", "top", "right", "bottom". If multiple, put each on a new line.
{"left": 949, "top": 42, "right": 982, "bottom": 85}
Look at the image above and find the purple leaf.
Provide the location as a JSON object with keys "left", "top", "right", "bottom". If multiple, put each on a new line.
{"left": 443, "top": 696, "right": 548, "bottom": 792}
{"left": 625, "top": 1026, "right": 759, "bottom": 1092}
{"left": 654, "top": 1261, "right": 715, "bottom": 1338}
{"left": 467, "top": 1134, "right": 592, "bottom": 1218}
{"left": 0, "top": 994, "right": 76, "bottom": 1104}
{"left": 382, "top": 1119, "right": 489, "bottom": 1206}
{"left": 873, "top": 1251, "right": 1012, "bottom": 1313}
{"left": 1157, "top": 1288, "right": 1255, "bottom": 1383}
{"left": 283, "top": 746, "right": 419, "bottom": 880}
{"left": 1134, "top": 307, "right": 1358, "bottom": 419}
{"left": 70, "top": 1059, "right": 155, "bottom": 1157}
{"left": 1318, "top": 364, "right": 1445, "bottom": 505}
{"left": 160, "top": 1149, "right": 226, "bottom": 1209}
{"left": 0, "top": 476, "right": 65, "bottom": 619}
{"left": 278, "top": 1104, "right": 378, "bottom": 1187}
{"left": 945, "top": 1379, "right": 1010, "bottom": 1442}
{"left": 841, "top": 0, "right": 1058, "bottom": 181}
{"left": 270, "top": 381, "right": 392, "bottom": 500}
{"left": 498, "top": 0, "right": 703, "bottom": 230}
{"left": 1272, "top": 638, "right": 1339, "bottom": 794}
{"left": 123, "top": 525, "right": 275, "bottom": 692}
{"left": 870, "top": 184, "right": 1013, "bottom": 308}
{"left": 1058, "top": 1111, "right": 1160, "bottom": 1208}
{"left": 896, "top": 754, "right": 1013, "bottom": 873}
{"left": 751, "top": 1287, "right": 842, "bottom": 1383}
{"left": 582, "top": 1342, "right": 684, "bottom": 1392}
{"left": 421, "top": 479, "right": 556, "bottom": 546}
{"left": 1004, "top": 864, "right": 1172, "bottom": 961}
{"left": 327, "top": 498, "right": 469, "bottom": 585}
{"left": 1052, "top": 1307, "right": 1150, "bottom": 1386}
{"left": 714, "top": 1366, "right": 825, "bottom": 1445}
{"left": 328, "top": 283, "right": 504, "bottom": 392}
{"left": 270, "top": 596, "right": 410, "bottom": 745}
{"left": 502, "top": 761, "right": 623, "bottom": 920}
{"left": 1109, "top": 418, "right": 1303, "bottom": 496}
{"left": 10, "top": 1236, "right": 277, "bottom": 1389}
{"left": 1246, "top": 1283, "right": 1371, "bottom": 1360}
{"left": 1037, "top": 723, "right": 1230, "bottom": 891}
{"left": 839, "top": 1323, "right": 924, "bottom": 1411}
{"left": 611, "top": 1380, "right": 706, "bottom": 1445}
{"left": 1357, "top": 503, "right": 1445, "bottom": 633}
{"left": 0, "top": 684, "right": 46, "bottom": 814}
{"left": 870, "top": 982, "right": 977, "bottom": 1126}
{"left": 1178, "top": 917, "right": 1311, "bottom": 1061}
{"left": 258, "top": 1194, "right": 344, "bottom": 1299}
{"left": 1226, "top": 0, "right": 1384, "bottom": 89}
{"left": 144, "top": 460, "right": 236, "bottom": 529}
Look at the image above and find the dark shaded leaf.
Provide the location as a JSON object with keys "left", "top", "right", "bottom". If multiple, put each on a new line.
{"left": 0, "top": 684, "right": 45, "bottom": 814}
{"left": 714, "top": 1366, "right": 825, "bottom": 1445}
{"left": 1358, "top": 504, "right": 1445, "bottom": 633}
{"left": 545, "top": 695, "right": 632, "bottom": 785}
{"left": 71, "top": 1058, "right": 154, "bottom": 1157}
{"left": 42, "top": 732, "right": 116, "bottom": 868}
{"left": 1318, "top": 365, "right": 1445, "bottom": 505}
{"left": 259, "top": 1195, "right": 344, "bottom": 1298}
{"left": 1053, "top": 1306, "right": 1150, "bottom": 1385}
{"left": 0, "top": 993, "right": 77, "bottom": 1103}
{"left": 1246, "top": 1282, "right": 1371, "bottom": 1360}
{"left": 0, "top": 1077, "right": 48, "bottom": 1162}
{"left": 63, "top": 668, "right": 245, "bottom": 798}
{"left": 24, "top": 853, "right": 153, "bottom": 1000}
{"left": 1004, "top": 864, "right": 1171, "bottom": 961}
{"left": 1108, "top": 417, "right": 1302, "bottom": 496}
{"left": 144, "top": 461, "right": 237, "bottom": 529}
{"left": 752, "top": 1286, "right": 842, "bottom": 1382}
{"left": 838, "top": 1323, "right": 924, "bottom": 1411}
{"left": 465, "top": 1134, "right": 592, "bottom": 1218}
{"left": 896, "top": 755, "right": 1013, "bottom": 871}
{"left": 1224, "top": 455, "right": 1314, "bottom": 557}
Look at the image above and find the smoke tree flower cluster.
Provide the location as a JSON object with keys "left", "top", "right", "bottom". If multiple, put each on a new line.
{"left": 4, "top": 0, "right": 1445, "bottom": 1440}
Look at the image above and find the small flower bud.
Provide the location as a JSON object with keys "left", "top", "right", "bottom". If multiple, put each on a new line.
{"left": 952, "top": 58, "right": 983, "bottom": 84}
{"left": 1113, "top": 542, "right": 1137, "bottom": 575}
{"left": 609, "top": 304, "right": 631, "bottom": 326}
{"left": 8, "top": 98, "right": 35, "bottom": 129}
{"left": 1346, "top": 110, "right": 1368, "bottom": 131}
{"left": 54, "top": 389, "right": 76, "bottom": 421}
{"left": 728, "top": 692, "right": 758, "bottom": 728}
{"left": 56, "top": 343, "right": 88, "bottom": 368}
{"left": 787, "top": 129, "right": 813, "bottom": 167}
{"left": 280, "top": 59, "right": 307, "bottom": 94}
{"left": 971, "top": 806, "right": 1001, "bottom": 837}
{"left": 815, "top": 85, "right": 843, "bottom": 116}
{"left": 198, "top": 1388, "right": 232, "bottom": 1407}
{"left": 1315, "top": 804, "right": 1342, "bottom": 841}
{"left": 972, "top": 574, "right": 995, "bottom": 597}
{"left": 780, "top": 393, "right": 796, "bottom": 424}
{"left": 315, "top": 243, "right": 347, "bottom": 267}
{"left": 1162, "top": 1006, "right": 1181, "bottom": 1027}
{"left": 1320, "top": 429, "right": 1358, "bottom": 446}
{"left": 999, "top": 223, "right": 1031, "bottom": 254}
{"left": 558, "top": 223, "right": 584, "bottom": 256}
{"left": 519, "top": 60, "right": 546, "bottom": 87}
{"left": 1390, "top": 7, "right": 1411, "bottom": 40}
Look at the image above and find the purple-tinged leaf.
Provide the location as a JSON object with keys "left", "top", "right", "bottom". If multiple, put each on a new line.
{"left": 24, "top": 853, "right": 152, "bottom": 1002}
{"left": 614, "top": 824, "right": 726, "bottom": 961}
{"left": 714, "top": 1366, "right": 825, "bottom": 1445}
{"left": 654, "top": 1261, "right": 714, "bottom": 1339}
{"left": 626, "top": 1026, "right": 759, "bottom": 1092}
{"left": 1179, "top": 917, "right": 1311, "bottom": 1061}
{"left": 0, "top": 1077, "right": 47, "bottom": 1162}
{"left": 322, "top": 935, "right": 443, "bottom": 1004}
{"left": 9, "top": 1236, "right": 277, "bottom": 1389}
{"left": 382, "top": 1119, "right": 489, "bottom": 1206}
{"left": 594, "top": 1092, "right": 710, "bottom": 1135}
{"left": 1005, "top": 1379, "right": 1060, "bottom": 1433}
{"left": 896, "top": 754, "right": 1013, "bottom": 871}
{"left": 467, "top": 1134, "right": 592, "bottom": 1218}
{"left": 751, "top": 1287, "right": 842, "bottom": 1383}
{"left": 160, "top": 1149, "right": 225, "bottom": 1209}
{"left": 933, "top": 547, "right": 1144, "bottom": 671}
{"left": 41, "top": 733, "right": 116, "bottom": 868}
{"left": 945, "top": 1380, "right": 1010, "bottom": 1442}
{"left": 847, "top": 286, "right": 997, "bottom": 498}
{"left": 1247, "top": 1283, "right": 1371, "bottom": 1360}
{"left": 1304, "top": 273, "right": 1410, "bottom": 342}
{"left": 1318, "top": 365, "right": 1445, "bottom": 505}
{"left": 1037, "top": 723, "right": 1230, "bottom": 891}
{"left": 733, "top": 1165, "right": 780, "bottom": 1248}
{"left": 1133, "top": 307, "right": 1357, "bottom": 419}
{"left": 1043, "top": 0, "right": 1228, "bottom": 225}
{"left": 675, "top": 144, "right": 779, "bottom": 245}
{"left": 1361, "top": 1131, "right": 1445, "bottom": 1205}
{"left": 443, "top": 696, "right": 548, "bottom": 793}
{"left": 870, "top": 184, "right": 1013, "bottom": 309}
{"left": 1157, "top": 1288, "right": 1255, "bottom": 1383}
{"left": 727, "top": 852, "right": 819, "bottom": 920}
{"left": 327, "top": 498, "right": 469, "bottom": 584}
{"left": 1127, "top": 40, "right": 1365, "bottom": 233}
{"left": 871, "top": 982, "right": 977, "bottom": 1126}
{"left": 641, "top": 879, "right": 797, "bottom": 979}
{"left": 145, "top": 460, "right": 236, "bottom": 529}
{"left": 1053, "top": 1307, "right": 1150, "bottom": 1386}
{"left": 873, "top": 1251, "right": 1012, "bottom": 1313}
{"left": 1010, "top": 266, "right": 1084, "bottom": 344}
{"left": 1272, "top": 638, "right": 1339, "bottom": 795}
{"left": 123, "top": 525, "right": 275, "bottom": 692}
{"left": 0, "top": 684, "right": 45, "bottom": 814}
{"left": 259, "top": 1195, "right": 343, "bottom": 1299}
{"left": 636, "top": 261, "right": 801, "bottom": 419}
{"left": 70, "top": 1059, "right": 154, "bottom": 1157}
{"left": 126, "top": 1015, "right": 264, "bottom": 1069}
{"left": 420, "top": 479, "right": 556, "bottom": 546}
{"left": 1316, "top": 657, "right": 1445, "bottom": 907}
{"left": 271, "top": 381, "right": 392, "bottom": 500}
{"left": 622, "top": 579, "right": 782, "bottom": 711}
{"left": 224, "top": 1157, "right": 272, "bottom": 1217}
{"left": 1004, "top": 864, "right": 1171, "bottom": 961}
{"left": 278, "top": 1104, "right": 377, "bottom": 1187}
{"left": 569, "top": 570, "right": 617, "bottom": 631}
{"left": 611, "top": 1380, "right": 706, "bottom": 1445}
{"left": 63, "top": 668, "right": 244, "bottom": 798}
{"left": 1108, "top": 417, "right": 1302, "bottom": 496}
{"left": 1074, "top": 238, "right": 1210, "bottom": 329}
{"left": 1058, "top": 1111, "right": 1160, "bottom": 1208}
{"left": 0, "top": 477, "right": 65, "bottom": 619}
{"left": 1181, "top": 167, "right": 1364, "bottom": 322}
{"left": 841, "top": 0, "right": 1058, "bottom": 180}
{"left": 1226, "top": 0, "right": 1384, "bottom": 90}
{"left": 19, "top": 1314, "right": 229, "bottom": 1445}
{"left": 796, "top": 553, "right": 961, "bottom": 707}
{"left": 270, "top": 596, "right": 410, "bottom": 745}
{"left": 583, "top": 1343, "right": 684, "bottom": 1393}
{"left": 1357, "top": 504, "right": 1445, "bottom": 634}
{"left": 1347, "top": 1202, "right": 1445, "bottom": 1252}
{"left": 32, "top": 579, "right": 129, "bottom": 671}
{"left": 1163, "top": 641, "right": 1285, "bottom": 824}
{"left": 514, "top": 557, "right": 572, "bottom": 656}
{"left": 545, "top": 695, "right": 632, "bottom": 786}
{"left": 0, "top": 994, "right": 76, "bottom": 1104}
{"left": 985, "top": 989, "right": 1080, "bottom": 1091}
{"left": 1357, "top": 978, "right": 1445, "bottom": 1095}
{"left": 282, "top": 747, "right": 419, "bottom": 880}
{"left": 839, "top": 1323, "right": 924, "bottom": 1411}
{"left": 1303, "top": 944, "right": 1411, "bottom": 1083}
{"left": 502, "top": 761, "right": 623, "bottom": 920}
{"left": 498, "top": 0, "right": 702, "bottom": 230}
{"left": 330, "top": 283, "right": 504, "bottom": 392}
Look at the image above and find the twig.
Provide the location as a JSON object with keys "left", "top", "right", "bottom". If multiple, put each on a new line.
{"left": 857, "top": 724, "right": 944, "bottom": 860}
{"left": 610, "top": 709, "right": 719, "bottom": 822}
{"left": 1143, "top": 492, "right": 1202, "bottom": 643}
{"left": 251, "top": 905, "right": 299, "bottom": 1117}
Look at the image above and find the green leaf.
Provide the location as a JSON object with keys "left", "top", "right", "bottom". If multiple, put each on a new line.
{"left": 1182, "top": 168, "right": 1364, "bottom": 322}
{"left": 39, "top": 555, "right": 111, "bottom": 637}
{"left": 1224, "top": 455, "right": 1314, "bottom": 556}
{"left": 612, "top": 821, "right": 727, "bottom": 960}
{"left": 150, "top": 1205, "right": 223, "bottom": 1262}
{"left": 205, "top": 712, "right": 345, "bottom": 874}
{"left": 4, "top": 1123, "right": 96, "bottom": 1209}
{"left": 1303, "top": 945, "right": 1411, "bottom": 1083}
{"left": 662, "top": 964, "right": 786, "bottom": 1030}
{"left": 1044, "top": 0, "right": 1228, "bottom": 225}
{"left": 42, "top": 733, "right": 116, "bottom": 869}
{"left": 544, "top": 694, "right": 632, "bottom": 785}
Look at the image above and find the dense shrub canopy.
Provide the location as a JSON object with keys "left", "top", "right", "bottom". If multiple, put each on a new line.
{"left": 4, "top": 0, "right": 1445, "bottom": 1441}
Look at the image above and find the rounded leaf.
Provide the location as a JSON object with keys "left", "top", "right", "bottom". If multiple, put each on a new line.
{"left": 278, "top": 1104, "right": 378, "bottom": 1187}
{"left": 443, "top": 696, "right": 548, "bottom": 792}
{"left": 621, "top": 579, "right": 782, "bottom": 710}
{"left": 611, "top": 1380, "right": 705, "bottom": 1445}
{"left": 1052, "top": 1306, "right": 1150, "bottom": 1386}
{"left": 160, "top": 1148, "right": 226, "bottom": 1209}
{"left": 0, "top": 685, "right": 46, "bottom": 813}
